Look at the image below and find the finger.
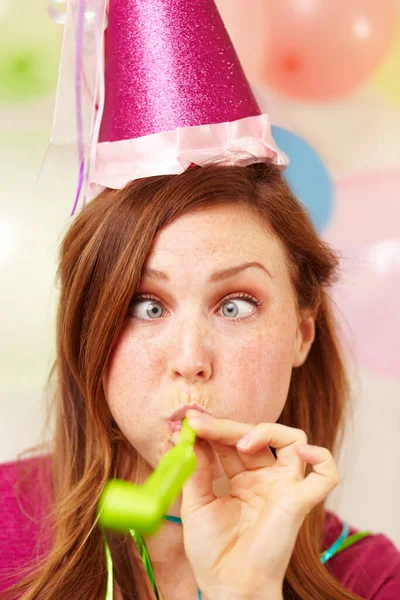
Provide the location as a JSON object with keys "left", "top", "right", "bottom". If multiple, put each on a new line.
{"left": 237, "top": 444, "right": 276, "bottom": 471}
{"left": 183, "top": 416, "right": 258, "bottom": 479}
{"left": 187, "top": 413, "right": 307, "bottom": 458}
{"left": 206, "top": 439, "right": 248, "bottom": 479}
{"left": 186, "top": 411, "right": 253, "bottom": 442}
{"left": 295, "top": 444, "right": 339, "bottom": 514}
{"left": 187, "top": 412, "right": 255, "bottom": 477}
{"left": 187, "top": 412, "right": 275, "bottom": 475}
{"left": 188, "top": 413, "right": 305, "bottom": 474}
{"left": 179, "top": 439, "right": 216, "bottom": 520}
{"left": 238, "top": 422, "right": 307, "bottom": 478}
{"left": 208, "top": 439, "right": 276, "bottom": 478}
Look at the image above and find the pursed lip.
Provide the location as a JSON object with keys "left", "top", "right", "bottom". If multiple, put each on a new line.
{"left": 168, "top": 403, "right": 211, "bottom": 421}
{"left": 167, "top": 403, "right": 211, "bottom": 433}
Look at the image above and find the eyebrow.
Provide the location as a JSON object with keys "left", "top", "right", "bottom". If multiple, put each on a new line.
{"left": 141, "top": 261, "right": 273, "bottom": 283}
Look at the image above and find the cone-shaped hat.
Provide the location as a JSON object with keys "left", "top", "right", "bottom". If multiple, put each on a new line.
{"left": 92, "top": 0, "right": 286, "bottom": 189}
{"left": 100, "top": 0, "right": 261, "bottom": 142}
{"left": 48, "top": 0, "right": 286, "bottom": 199}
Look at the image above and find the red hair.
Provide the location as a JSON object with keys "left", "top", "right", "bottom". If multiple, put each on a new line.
{"left": 6, "top": 161, "right": 361, "bottom": 599}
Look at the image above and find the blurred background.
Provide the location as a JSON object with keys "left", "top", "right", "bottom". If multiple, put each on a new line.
{"left": 0, "top": 0, "right": 399, "bottom": 546}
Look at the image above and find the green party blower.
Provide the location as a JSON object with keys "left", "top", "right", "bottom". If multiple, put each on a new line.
{"left": 97, "top": 418, "right": 197, "bottom": 535}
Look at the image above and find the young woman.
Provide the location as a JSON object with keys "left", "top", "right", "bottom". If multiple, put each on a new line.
{"left": 2, "top": 161, "right": 399, "bottom": 600}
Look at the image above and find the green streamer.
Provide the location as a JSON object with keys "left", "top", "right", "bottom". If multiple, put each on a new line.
{"left": 332, "top": 531, "right": 371, "bottom": 556}
{"left": 103, "top": 534, "right": 113, "bottom": 600}
{"left": 129, "top": 529, "right": 161, "bottom": 600}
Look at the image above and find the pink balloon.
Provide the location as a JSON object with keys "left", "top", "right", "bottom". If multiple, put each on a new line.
{"left": 331, "top": 242, "right": 400, "bottom": 381}
{"left": 262, "top": 0, "right": 397, "bottom": 101}
{"left": 323, "top": 169, "right": 400, "bottom": 380}
{"left": 324, "top": 169, "right": 400, "bottom": 247}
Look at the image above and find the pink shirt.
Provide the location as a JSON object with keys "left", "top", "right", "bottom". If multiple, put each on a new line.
{"left": 1, "top": 455, "right": 400, "bottom": 598}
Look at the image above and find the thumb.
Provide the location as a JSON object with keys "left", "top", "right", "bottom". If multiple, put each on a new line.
{"left": 180, "top": 439, "right": 216, "bottom": 520}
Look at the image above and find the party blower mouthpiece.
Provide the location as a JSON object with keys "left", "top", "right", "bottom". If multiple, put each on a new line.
{"left": 96, "top": 418, "right": 197, "bottom": 535}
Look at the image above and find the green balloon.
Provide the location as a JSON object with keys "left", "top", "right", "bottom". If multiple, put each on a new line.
{"left": 0, "top": 1, "right": 61, "bottom": 105}
{"left": 0, "top": 43, "right": 59, "bottom": 103}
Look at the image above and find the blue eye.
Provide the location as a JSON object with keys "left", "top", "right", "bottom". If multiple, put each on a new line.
{"left": 219, "top": 297, "right": 259, "bottom": 319}
{"left": 219, "top": 293, "right": 261, "bottom": 321}
{"left": 130, "top": 298, "right": 164, "bottom": 320}
{"left": 129, "top": 293, "right": 261, "bottom": 322}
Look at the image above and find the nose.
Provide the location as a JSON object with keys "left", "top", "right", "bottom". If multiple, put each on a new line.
{"left": 168, "top": 318, "right": 213, "bottom": 383}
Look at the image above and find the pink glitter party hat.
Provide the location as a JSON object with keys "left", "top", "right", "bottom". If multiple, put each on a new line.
{"left": 48, "top": 0, "right": 286, "bottom": 207}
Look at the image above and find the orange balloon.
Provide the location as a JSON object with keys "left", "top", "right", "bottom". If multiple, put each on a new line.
{"left": 262, "top": 0, "right": 397, "bottom": 101}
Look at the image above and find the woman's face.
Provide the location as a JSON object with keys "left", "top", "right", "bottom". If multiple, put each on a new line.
{"left": 103, "top": 204, "right": 315, "bottom": 480}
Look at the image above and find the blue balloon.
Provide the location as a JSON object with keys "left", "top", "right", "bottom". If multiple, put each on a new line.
{"left": 271, "top": 126, "right": 334, "bottom": 233}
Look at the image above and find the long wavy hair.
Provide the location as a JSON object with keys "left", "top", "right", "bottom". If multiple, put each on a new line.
{"left": 5, "top": 160, "right": 362, "bottom": 600}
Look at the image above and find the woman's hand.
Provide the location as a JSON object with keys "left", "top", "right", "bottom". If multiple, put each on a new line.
{"left": 178, "top": 410, "right": 339, "bottom": 600}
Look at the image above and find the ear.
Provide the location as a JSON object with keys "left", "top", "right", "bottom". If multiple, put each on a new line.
{"left": 292, "top": 309, "right": 316, "bottom": 368}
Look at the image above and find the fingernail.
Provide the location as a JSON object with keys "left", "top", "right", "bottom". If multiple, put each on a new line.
{"left": 187, "top": 412, "right": 210, "bottom": 425}
{"left": 237, "top": 434, "right": 252, "bottom": 449}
